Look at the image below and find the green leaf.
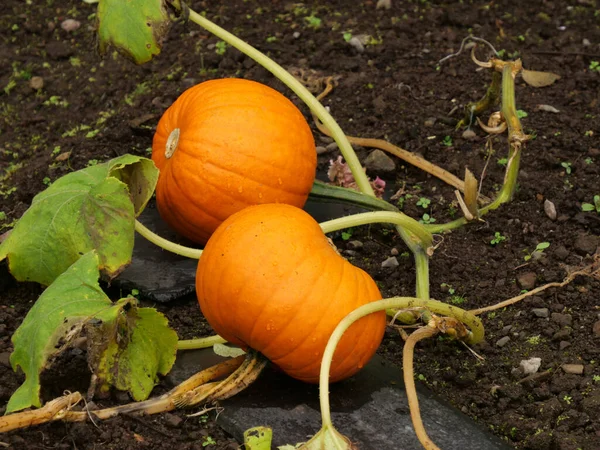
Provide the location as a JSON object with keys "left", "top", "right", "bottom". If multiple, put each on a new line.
{"left": 536, "top": 242, "right": 550, "bottom": 251}
{"left": 7, "top": 252, "right": 111, "bottom": 413}
{"left": 0, "top": 155, "right": 158, "bottom": 285}
{"left": 88, "top": 300, "right": 177, "bottom": 401}
{"left": 97, "top": 0, "right": 172, "bottom": 64}
{"left": 582, "top": 203, "right": 595, "bottom": 212}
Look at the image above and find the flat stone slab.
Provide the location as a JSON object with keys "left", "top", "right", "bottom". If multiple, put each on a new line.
{"left": 167, "top": 349, "right": 510, "bottom": 450}
{"left": 113, "top": 202, "right": 200, "bottom": 302}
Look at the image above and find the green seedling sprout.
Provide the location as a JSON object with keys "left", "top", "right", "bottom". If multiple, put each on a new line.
{"left": 420, "top": 213, "right": 436, "bottom": 224}
{"left": 516, "top": 109, "right": 528, "bottom": 119}
{"left": 524, "top": 242, "right": 550, "bottom": 261}
{"left": 416, "top": 197, "right": 431, "bottom": 208}
{"left": 561, "top": 161, "right": 572, "bottom": 175}
{"left": 581, "top": 195, "right": 600, "bottom": 213}
{"left": 490, "top": 232, "right": 507, "bottom": 246}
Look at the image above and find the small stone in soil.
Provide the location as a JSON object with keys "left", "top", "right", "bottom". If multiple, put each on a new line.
{"left": 29, "top": 76, "right": 44, "bottom": 90}
{"left": 544, "top": 199, "right": 557, "bottom": 220}
{"left": 364, "top": 150, "right": 396, "bottom": 173}
{"left": 348, "top": 36, "right": 365, "bottom": 52}
{"left": 561, "top": 364, "right": 584, "bottom": 375}
{"left": 519, "top": 357, "right": 542, "bottom": 375}
{"left": 381, "top": 256, "right": 399, "bottom": 268}
{"left": 496, "top": 336, "right": 511, "bottom": 347}
{"left": 347, "top": 240, "right": 364, "bottom": 250}
{"left": 462, "top": 129, "right": 476, "bottom": 140}
{"left": 517, "top": 272, "right": 537, "bottom": 290}
{"left": 532, "top": 308, "right": 550, "bottom": 318}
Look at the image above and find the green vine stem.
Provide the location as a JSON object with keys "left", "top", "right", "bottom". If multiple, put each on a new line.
{"left": 423, "top": 62, "right": 523, "bottom": 234}
{"left": 316, "top": 297, "right": 483, "bottom": 442}
{"left": 320, "top": 211, "right": 433, "bottom": 250}
{"left": 395, "top": 226, "right": 430, "bottom": 300}
{"left": 177, "top": 334, "right": 226, "bottom": 350}
{"left": 457, "top": 71, "right": 502, "bottom": 129}
{"left": 184, "top": 8, "right": 374, "bottom": 197}
{"left": 134, "top": 220, "right": 202, "bottom": 259}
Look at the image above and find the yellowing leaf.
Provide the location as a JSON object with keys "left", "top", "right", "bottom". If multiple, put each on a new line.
{"left": 0, "top": 155, "right": 158, "bottom": 286}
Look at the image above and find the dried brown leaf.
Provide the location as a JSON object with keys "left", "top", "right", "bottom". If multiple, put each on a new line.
{"left": 521, "top": 69, "right": 561, "bottom": 87}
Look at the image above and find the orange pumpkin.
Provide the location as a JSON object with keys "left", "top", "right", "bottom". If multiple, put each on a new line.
{"left": 196, "top": 203, "right": 386, "bottom": 383}
{"left": 152, "top": 78, "right": 317, "bottom": 244}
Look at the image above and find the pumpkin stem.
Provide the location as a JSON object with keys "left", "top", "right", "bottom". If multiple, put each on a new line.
{"left": 402, "top": 325, "right": 442, "bottom": 450}
{"left": 165, "top": 128, "right": 180, "bottom": 158}
{"left": 319, "top": 211, "right": 433, "bottom": 252}
{"left": 315, "top": 297, "right": 484, "bottom": 448}
{"left": 177, "top": 334, "right": 227, "bottom": 350}
{"left": 134, "top": 219, "right": 202, "bottom": 259}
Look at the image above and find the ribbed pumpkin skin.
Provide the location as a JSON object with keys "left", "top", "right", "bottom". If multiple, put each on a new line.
{"left": 152, "top": 79, "right": 317, "bottom": 244}
{"left": 196, "top": 204, "right": 386, "bottom": 383}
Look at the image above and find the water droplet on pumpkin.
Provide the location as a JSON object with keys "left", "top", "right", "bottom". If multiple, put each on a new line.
{"left": 278, "top": 178, "right": 283, "bottom": 185}
{"left": 357, "top": 363, "right": 364, "bottom": 369}
{"left": 258, "top": 193, "right": 263, "bottom": 199}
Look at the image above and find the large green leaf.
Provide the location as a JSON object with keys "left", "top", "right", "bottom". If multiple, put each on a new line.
{"left": 7, "top": 252, "right": 111, "bottom": 413}
{"left": 7, "top": 251, "right": 178, "bottom": 413}
{"left": 0, "top": 155, "right": 158, "bottom": 285}
{"left": 97, "top": 0, "right": 172, "bottom": 64}
{"left": 88, "top": 299, "right": 178, "bottom": 401}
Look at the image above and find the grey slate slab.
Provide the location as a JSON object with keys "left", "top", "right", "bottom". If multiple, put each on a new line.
{"left": 113, "top": 202, "right": 200, "bottom": 302}
{"left": 167, "top": 349, "right": 511, "bottom": 450}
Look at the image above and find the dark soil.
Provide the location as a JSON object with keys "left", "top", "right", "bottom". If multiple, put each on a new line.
{"left": 1, "top": 0, "right": 600, "bottom": 449}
